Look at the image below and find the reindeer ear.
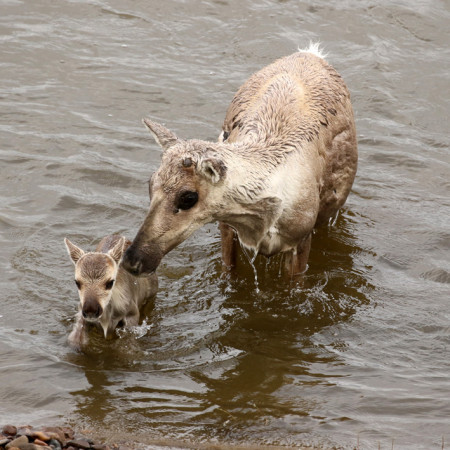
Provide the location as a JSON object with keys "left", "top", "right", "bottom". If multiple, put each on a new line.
{"left": 143, "top": 118, "right": 179, "bottom": 151}
{"left": 64, "top": 238, "right": 85, "bottom": 264}
{"left": 108, "top": 237, "right": 125, "bottom": 264}
{"left": 199, "top": 158, "right": 227, "bottom": 184}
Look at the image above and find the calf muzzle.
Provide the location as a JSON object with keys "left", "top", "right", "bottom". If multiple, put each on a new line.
{"left": 82, "top": 299, "right": 103, "bottom": 320}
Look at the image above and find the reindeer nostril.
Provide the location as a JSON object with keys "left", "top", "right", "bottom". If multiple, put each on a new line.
{"left": 82, "top": 300, "right": 103, "bottom": 319}
{"left": 122, "top": 243, "right": 162, "bottom": 275}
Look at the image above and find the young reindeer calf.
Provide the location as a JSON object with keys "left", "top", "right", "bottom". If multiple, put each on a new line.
{"left": 64, "top": 234, "right": 158, "bottom": 350}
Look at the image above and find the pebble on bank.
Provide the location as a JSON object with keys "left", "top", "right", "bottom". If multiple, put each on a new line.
{"left": 0, "top": 425, "right": 125, "bottom": 450}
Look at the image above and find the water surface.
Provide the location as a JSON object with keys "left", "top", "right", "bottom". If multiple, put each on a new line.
{"left": 1, "top": 1, "right": 449, "bottom": 449}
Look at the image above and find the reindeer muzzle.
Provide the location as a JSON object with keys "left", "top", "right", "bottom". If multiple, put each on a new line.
{"left": 82, "top": 298, "right": 103, "bottom": 320}
{"left": 122, "top": 241, "right": 163, "bottom": 276}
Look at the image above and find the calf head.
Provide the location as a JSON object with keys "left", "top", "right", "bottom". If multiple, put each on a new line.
{"left": 65, "top": 237, "right": 125, "bottom": 321}
{"left": 122, "top": 118, "right": 228, "bottom": 276}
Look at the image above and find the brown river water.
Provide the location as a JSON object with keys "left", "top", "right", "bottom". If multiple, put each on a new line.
{"left": 1, "top": 1, "right": 449, "bottom": 449}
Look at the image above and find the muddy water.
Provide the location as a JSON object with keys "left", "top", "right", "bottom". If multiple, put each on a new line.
{"left": 1, "top": 1, "right": 449, "bottom": 449}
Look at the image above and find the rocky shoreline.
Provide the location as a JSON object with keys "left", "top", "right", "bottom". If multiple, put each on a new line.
{"left": 0, "top": 425, "right": 119, "bottom": 450}
{"left": 1, "top": 424, "right": 317, "bottom": 450}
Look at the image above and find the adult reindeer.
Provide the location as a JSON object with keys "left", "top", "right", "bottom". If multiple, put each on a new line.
{"left": 122, "top": 46, "right": 357, "bottom": 279}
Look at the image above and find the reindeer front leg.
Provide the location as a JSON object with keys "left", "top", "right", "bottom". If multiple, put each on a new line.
{"left": 284, "top": 233, "right": 312, "bottom": 279}
{"left": 68, "top": 311, "right": 88, "bottom": 351}
{"left": 124, "top": 304, "right": 140, "bottom": 327}
{"left": 219, "top": 222, "right": 238, "bottom": 271}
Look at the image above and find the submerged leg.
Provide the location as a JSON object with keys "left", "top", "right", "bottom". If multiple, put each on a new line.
{"left": 68, "top": 312, "right": 88, "bottom": 351}
{"left": 284, "top": 233, "right": 312, "bottom": 279}
{"left": 219, "top": 222, "right": 238, "bottom": 271}
{"left": 124, "top": 305, "right": 140, "bottom": 327}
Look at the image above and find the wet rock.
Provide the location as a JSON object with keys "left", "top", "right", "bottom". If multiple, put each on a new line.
{"left": 65, "top": 440, "right": 91, "bottom": 450}
{"left": 2, "top": 426, "right": 17, "bottom": 437}
{"left": 47, "top": 439, "right": 62, "bottom": 450}
{"left": 41, "top": 430, "right": 65, "bottom": 446}
{"left": 29, "top": 433, "right": 50, "bottom": 443}
{"left": 17, "top": 445, "right": 51, "bottom": 450}
{"left": 16, "top": 427, "right": 33, "bottom": 438}
{"left": 0, "top": 425, "right": 119, "bottom": 450}
{"left": 5, "top": 435, "right": 29, "bottom": 448}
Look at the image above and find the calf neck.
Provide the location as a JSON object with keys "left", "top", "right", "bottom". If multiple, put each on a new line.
{"left": 122, "top": 48, "right": 357, "bottom": 278}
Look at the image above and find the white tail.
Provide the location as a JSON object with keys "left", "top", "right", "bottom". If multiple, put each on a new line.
{"left": 298, "top": 41, "right": 327, "bottom": 59}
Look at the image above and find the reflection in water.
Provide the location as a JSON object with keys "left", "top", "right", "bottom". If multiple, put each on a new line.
{"left": 69, "top": 362, "right": 115, "bottom": 426}
{"left": 191, "top": 212, "right": 373, "bottom": 442}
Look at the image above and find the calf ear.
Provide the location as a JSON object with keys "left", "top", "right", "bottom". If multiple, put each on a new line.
{"left": 64, "top": 238, "right": 85, "bottom": 264}
{"left": 143, "top": 118, "right": 179, "bottom": 151}
{"left": 199, "top": 158, "right": 227, "bottom": 184}
{"left": 108, "top": 237, "right": 126, "bottom": 263}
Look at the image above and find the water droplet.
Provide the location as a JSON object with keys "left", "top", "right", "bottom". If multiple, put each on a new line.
{"left": 241, "top": 243, "right": 260, "bottom": 293}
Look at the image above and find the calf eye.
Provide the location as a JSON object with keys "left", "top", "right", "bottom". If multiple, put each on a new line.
{"left": 75, "top": 280, "right": 81, "bottom": 289}
{"left": 105, "top": 279, "right": 115, "bottom": 290}
{"left": 176, "top": 191, "right": 198, "bottom": 211}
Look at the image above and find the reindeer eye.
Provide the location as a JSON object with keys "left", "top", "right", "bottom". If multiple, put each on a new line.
{"left": 182, "top": 157, "right": 192, "bottom": 167}
{"left": 105, "top": 279, "right": 115, "bottom": 290}
{"left": 176, "top": 191, "right": 198, "bottom": 211}
{"left": 75, "top": 280, "right": 81, "bottom": 289}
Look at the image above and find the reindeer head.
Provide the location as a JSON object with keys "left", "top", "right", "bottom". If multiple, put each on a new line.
{"left": 121, "top": 118, "right": 228, "bottom": 276}
{"left": 64, "top": 237, "right": 125, "bottom": 322}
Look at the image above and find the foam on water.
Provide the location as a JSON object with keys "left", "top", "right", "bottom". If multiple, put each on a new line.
{"left": 116, "top": 319, "right": 154, "bottom": 340}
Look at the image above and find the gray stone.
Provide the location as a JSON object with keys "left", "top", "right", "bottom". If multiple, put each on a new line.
{"left": 48, "top": 439, "right": 61, "bottom": 450}
{"left": 16, "top": 427, "right": 33, "bottom": 438}
{"left": 13, "top": 445, "right": 51, "bottom": 450}
{"left": 65, "top": 440, "right": 91, "bottom": 450}
{"left": 6, "top": 435, "right": 29, "bottom": 448}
